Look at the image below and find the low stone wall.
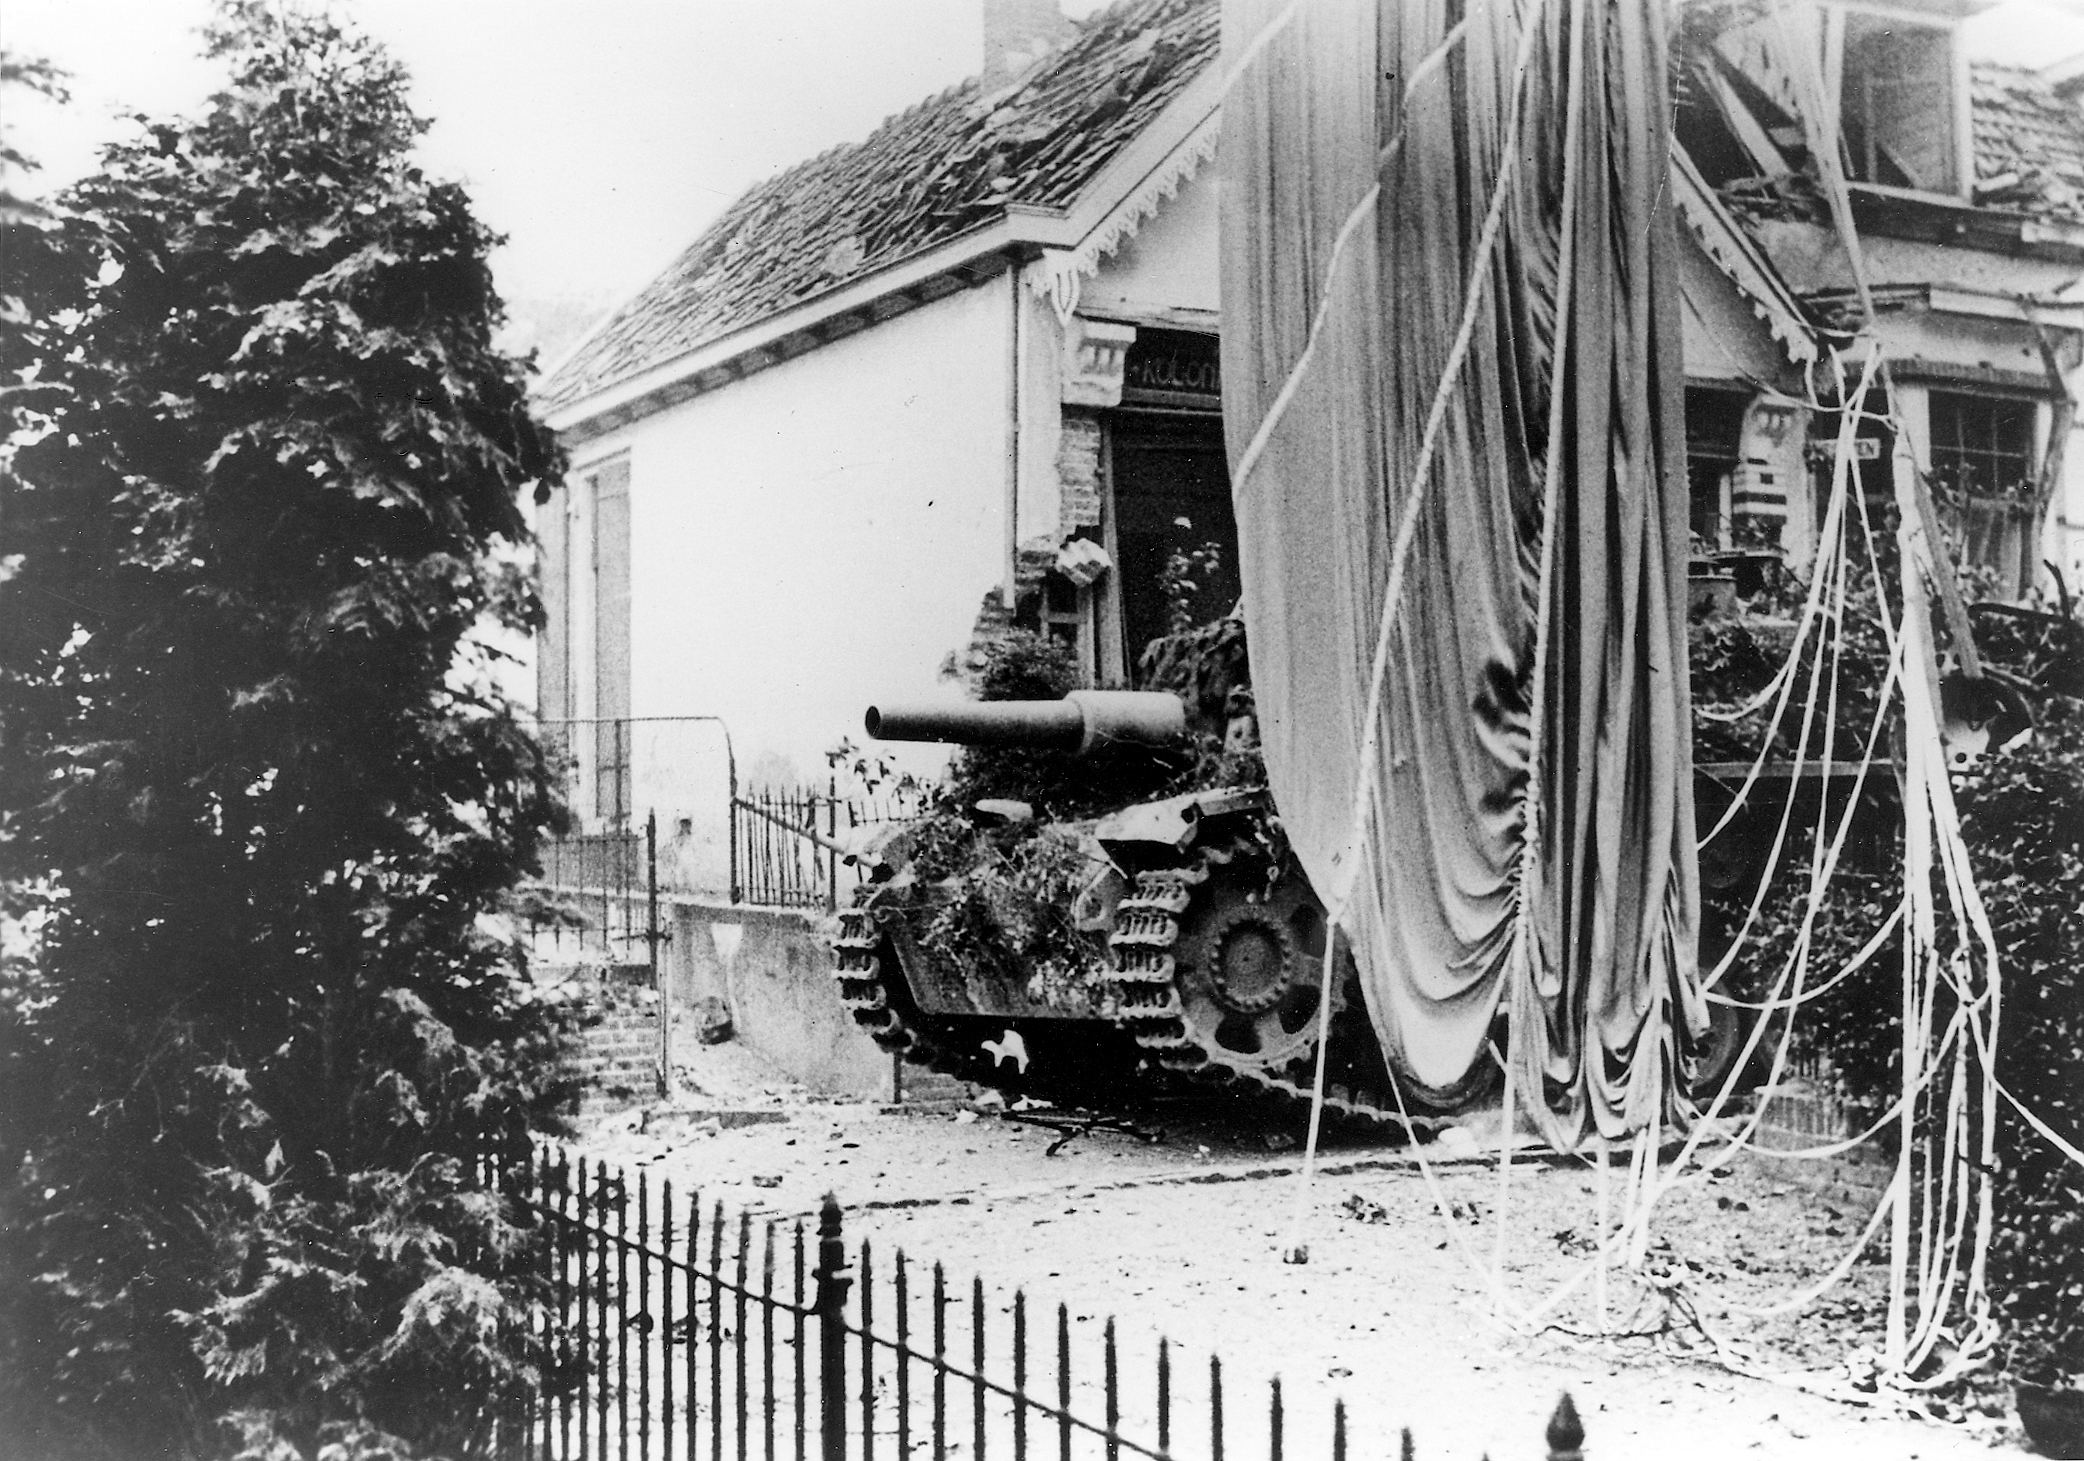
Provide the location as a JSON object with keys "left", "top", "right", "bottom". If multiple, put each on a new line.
{"left": 664, "top": 896, "right": 895, "bottom": 1100}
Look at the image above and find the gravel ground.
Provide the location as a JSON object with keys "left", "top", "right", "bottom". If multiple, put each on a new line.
{"left": 573, "top": 1054, "right": 2026, "bottom": 1461}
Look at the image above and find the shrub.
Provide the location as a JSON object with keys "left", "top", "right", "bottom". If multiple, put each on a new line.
{"left": 1703, "top": 561, "right": 2084, "bottom": 1374}
{"left": 0, "top": 6, "right": 573, "bottom": 1454}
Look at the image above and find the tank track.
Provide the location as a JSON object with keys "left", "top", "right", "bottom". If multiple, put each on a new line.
{"left": 832, "top": 899, "right": 1144, "bottom": 1101}
{"left": 832, "top": 903, "right": 993, "bottom": 1084}
{"left": 1105, "top": 860, "right": 1451, "bottom": 1138}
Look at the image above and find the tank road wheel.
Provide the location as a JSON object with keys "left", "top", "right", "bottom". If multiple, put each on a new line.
{"left": 1171, "top": 872, "right": 1333, "bottom": 1072}
{"left": 1108, "top": 858, "right": 1442, "bottom": 1137}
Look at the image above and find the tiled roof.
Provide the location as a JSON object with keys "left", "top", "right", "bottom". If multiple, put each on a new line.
{"left": 546, "top": 14, "right": 2084, "bottom": 418}
{"left": 1971, "top": 61, "right": 2084, "bottom": 221}
{"left": 542, "top": 0, "right": 1219, "bottom": 413}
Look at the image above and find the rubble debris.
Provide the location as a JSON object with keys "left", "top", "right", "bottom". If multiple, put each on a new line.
{"left": 695, "top": 996, "right": 734, "bottom": 1045}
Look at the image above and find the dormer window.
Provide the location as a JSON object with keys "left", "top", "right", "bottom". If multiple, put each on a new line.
{"left": 1833, "top": 9, "right": 1966, "bottom": 197}
{"left": 1680, "top": 3, "right": 1973, "bottom": 203}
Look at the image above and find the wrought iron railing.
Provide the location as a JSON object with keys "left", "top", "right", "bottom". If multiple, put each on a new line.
{"left": 733, "top": 785, "right": 838, "bottom": 911}
{"left": 527, "top": 716, "right": 927, "bottom": 919}
{"left": 483, "top": 1148, "right": 1591, "bottom": 1461}
{"left": 732, "top": 783, "right": 928, "bottom": 911}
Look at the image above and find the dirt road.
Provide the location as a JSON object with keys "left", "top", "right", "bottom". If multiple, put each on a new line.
{"left": 576, "top": 1079, "right": 2022, "bottom": 1461}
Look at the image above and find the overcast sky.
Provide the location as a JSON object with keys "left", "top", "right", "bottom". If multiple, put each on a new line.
{"left": 8, "top": 0, "right": 2084, "bottom": 353}
{"left": 6, "top": 0, "right": 1103, "bottom": 354}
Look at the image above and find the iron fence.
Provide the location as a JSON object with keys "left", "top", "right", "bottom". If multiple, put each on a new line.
{"left": 527, "top": 716, "right": 927, "bottom": 920}
{"left": 485, "top": 1148, "right": 1588, "bottom": 1461}
{"left": 733, "top": 783, "right": 929, "bottom": 911}
{"left": 531, "top": 716, "right": 735, "bottom": 958}
{"left": 733, "top": 785, "right": 838, "bottom": 910}
{"left": 537, "top": 824, "right": 652, "bottom": 962}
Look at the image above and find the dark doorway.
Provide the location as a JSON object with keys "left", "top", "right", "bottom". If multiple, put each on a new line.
{"left": 1109, "top": 410, "right": 1241, "bottom": 682}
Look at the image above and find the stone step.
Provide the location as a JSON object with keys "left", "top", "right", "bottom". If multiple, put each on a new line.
{"left": 581, "top": 1034, "right": 657, "bottom": 1053}
{"left": 584, "top": 1028, "right": 656, "bottom": 1046}
{"left": 573, "top": 1062, "right": 653, "bottom": 1080}
{"left": 567, "top": 1059, "right": 656, "bottom": 1078}
{"left": 580, "top": 1013, "right": 657, "bottom": 1033}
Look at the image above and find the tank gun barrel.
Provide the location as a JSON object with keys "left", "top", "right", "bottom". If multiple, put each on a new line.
{"left": 864, "top": 690, "right": 1186, "bottom": 756}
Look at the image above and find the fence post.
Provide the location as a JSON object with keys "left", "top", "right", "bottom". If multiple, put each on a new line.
{"left": 650, "top": 810, "right": 673, "bottom": 1099}
{"left": 825, "top": 773, "right": 839, "bottom": 912}
{"left": 728, "top": 762, "right": 743, "bottom": 906}
{"left": 814, "top": 1193, "right": 853, "bottom": 1461}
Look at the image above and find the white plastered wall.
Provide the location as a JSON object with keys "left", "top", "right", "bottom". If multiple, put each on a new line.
{"left": 1077, "top": 160, "right": 1221, "bottom": 323}
{"left": 564, "top": 279, "right": 1015, "bottom": 894}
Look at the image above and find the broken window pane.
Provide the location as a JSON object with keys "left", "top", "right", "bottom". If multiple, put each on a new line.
{"left": 1840, "top": 14, "right": 1960, "bottom": 195}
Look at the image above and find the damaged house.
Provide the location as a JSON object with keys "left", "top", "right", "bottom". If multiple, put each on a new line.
{"left": 536, "top": 0, "right": 2084, "bottom": 833}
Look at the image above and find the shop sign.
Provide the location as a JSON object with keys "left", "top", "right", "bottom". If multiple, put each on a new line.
{"left": 1122, "top": 330, "right": 1221, "bottom": 409}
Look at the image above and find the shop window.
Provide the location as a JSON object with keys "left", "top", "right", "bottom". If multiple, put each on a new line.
{"left": 1928, "top": 391, "right": 2040, "bottom": 600}
{"left": 1928, "top": 392, "right": 2035, "bottom": 498}
{"left": 1838, "top": 13, "right": 1960, "bottom": 195}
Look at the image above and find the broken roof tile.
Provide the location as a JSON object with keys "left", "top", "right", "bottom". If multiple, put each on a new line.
{"left": 1971, "top": 62, "right": 2084, "bottom": 222}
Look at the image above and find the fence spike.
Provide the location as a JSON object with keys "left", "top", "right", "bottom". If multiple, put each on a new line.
{"left": 1268, "top": 1376, "right": 1281, "bottom": 1461}
{"left": 896, "top": 1251, "right": 912, "bottom": 1461}
{"left": 1104, "top": 1318, "right": 1119, "bottom": 1461}
{"left": 661, "top": 1178, "right": 675, "bottom": 1461}
{"left": 1157, "top": 1337, "right": 1171, "bottom": 1458}
{"left": 973, "top": 1276, "right": 988, "bottom": 1461}
{"left": 712, "top": 1199, "right": 727, "bottom": 1461}
{"left": 1013, "top": 1290, "right": 1028, "bottom": 1461}
{"left": 763, "top": 1221, "right": 778, "bottom": 1461}
{"left": 859, "top": 1238, "right": 874, "bottom": 1461}
{"left": 560, "top": 1151, "right": 577, "bottom": 1461}
{"left": 575, "top": 1160, "right": 591, "bottom": 1461}
{"left": 637, "top": 1168, "right": 650, "bottom": 1461}
{"left": 1056, "top": 1303, "right": 1071, "bottom": 1461}
{"left": 739, "top": 1210, "right": 753, "bottom": 1461}
{"left": 688, "top": 1191, "right": 703, "bottom": 1461}
{"left": 1545, "top": 1391, "right": 1585, "bottom": 1461}
{"left": 932, "top": 1263, "right": 948, "bottom": 1461}
{"left": 815, "top": 1194, "right": 850, "bottom": 1461}
{"left": 794, "top": 1220, "right": 808, "bottom": 1461}
{"left": 1210, "top": 1355, "right": 1223, "bottom": 1461}
{"left": 596, "top": 1162, "right": 611, "bottom": 1461}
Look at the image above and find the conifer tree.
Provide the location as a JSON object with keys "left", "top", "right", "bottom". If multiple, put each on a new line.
{"left": 1, "top": 7, "right": 572, "bottom": 1455}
